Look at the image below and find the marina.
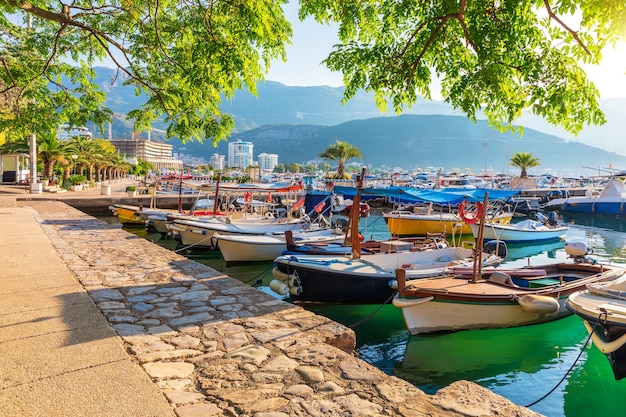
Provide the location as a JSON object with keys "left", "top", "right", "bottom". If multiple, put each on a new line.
{"left": 113, "top": 209, "right": 626, "bottom": 417}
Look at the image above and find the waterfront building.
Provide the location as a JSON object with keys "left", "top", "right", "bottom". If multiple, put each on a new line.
{"left": 209, "top": 153, "right": 226, "bottom": 170}
{"left": 109, "top": 138, "right": 182, "bottom": 171}
{"left": 57, "top": 124, "right": 93, "bottom": 141}
{"left": 258, "top": 153, "right": 279, "bottom": 171}
{"left": 228, "top": 140, "right": 253, "bottom": 169}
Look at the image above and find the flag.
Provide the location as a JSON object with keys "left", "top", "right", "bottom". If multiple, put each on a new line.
{"left": 244, "top": 192, "right": 251, "bottom": 202}
{"left": 267, "top": 192, "right": 271, "bottom": 202}
{"left": 314, "top": 201, "right": 326, "bottom": 213}
{"left": 291, "top": 197, "right": 305, "bottom": 211}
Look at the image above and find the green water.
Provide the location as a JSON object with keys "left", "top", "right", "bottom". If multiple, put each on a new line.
{"left": 116, "top": 212, "right": 626, "bottom": 417}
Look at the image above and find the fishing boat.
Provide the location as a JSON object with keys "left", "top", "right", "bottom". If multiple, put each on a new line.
{"left": 567, "top": 276, "right": 626, "bottom": 380}
{"left": 467, "top": 212, "right": 568, "bottom": 243}
{"left": 269, "top": 169, "right": 502, "bottom": 304}
{"left": 392, "top": 240, "right": 625, "bottom": 335}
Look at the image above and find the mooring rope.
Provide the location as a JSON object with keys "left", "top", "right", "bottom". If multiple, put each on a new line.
{"left": 347, "top": 290, "right": 398, "bottom": 329}
{"left": 525, "top": 311, "right": 606, "bottom": 408}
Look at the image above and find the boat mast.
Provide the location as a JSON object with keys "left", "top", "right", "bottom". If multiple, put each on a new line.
{"left": 471, "top": 193, "right": 489, "bottom": 282}
{"left": 212, "top": 173, "right": 221, "bottom": 217}
{"left": 344, "top": 167, "right": 365, "bottom": 260}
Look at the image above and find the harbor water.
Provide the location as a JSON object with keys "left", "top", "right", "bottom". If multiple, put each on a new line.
{"left": 109, "top": 211, "right": 626, "bottom": 417}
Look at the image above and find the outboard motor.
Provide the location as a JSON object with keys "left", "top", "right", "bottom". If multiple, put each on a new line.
{"left": 547, "top": 211, "right": 559, "bottom": 226}
{"left": 483, "top": 240, "right": 508, "bottom": 258}
{"left": 565, "top": 241, "right": 595, "bottom": 264}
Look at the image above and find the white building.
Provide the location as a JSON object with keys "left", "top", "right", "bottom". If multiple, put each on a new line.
{"left": 57, "top": 124, "right": 93, "bottom": 141}
{"left": 209, "top": 153, "right": 226, "bottom": 170}
{"left": 228, "top": 140, "right": 254, "bottom": 169}
{"left": 258, "top": 153, "right": 279, "bottom": 171}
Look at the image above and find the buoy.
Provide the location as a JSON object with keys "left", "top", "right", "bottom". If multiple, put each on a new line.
{"left": 517, "top": 295, "right": 559, "bottom": 314}
{"left": 271, "top": 267, "right": 297, "bottom": 286}
{"left": 289, "top": 286, "right": 302, "bottom": 296}
{"left": 269, "top": 279, "right": 289, "bottom": 296}
{"left": 565, "top": 242, "right": 589, "bottom": 257}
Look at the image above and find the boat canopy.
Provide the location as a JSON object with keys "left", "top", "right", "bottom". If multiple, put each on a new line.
{"left": 333, "top": 186, "right": 520, "bottom": 205}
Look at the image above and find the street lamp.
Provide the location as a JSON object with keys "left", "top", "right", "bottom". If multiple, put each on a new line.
{"left": 72, "top": 154, "right": 78, "bottom": 175}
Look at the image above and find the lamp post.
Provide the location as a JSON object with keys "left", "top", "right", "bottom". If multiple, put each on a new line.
{"left": 72, "top": 154, "right": 78, "bottom": 176}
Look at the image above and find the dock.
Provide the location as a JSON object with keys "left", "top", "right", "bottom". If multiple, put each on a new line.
{"left": 0, "top": 182, "right": 541, "bottom": 416}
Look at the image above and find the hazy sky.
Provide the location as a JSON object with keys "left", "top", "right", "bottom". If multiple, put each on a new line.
{"left": 266, "top": 2, "right": 626, "bottom": 100}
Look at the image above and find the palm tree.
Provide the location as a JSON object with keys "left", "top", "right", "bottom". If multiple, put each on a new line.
{"left": 510, "top": 152, "right": 540, "bottom": 178}
{"left": 38, "top": 134, "right": 67, "bottom": 179}
{"left": 319, "top": 140, "right": 362, "bottom": 178}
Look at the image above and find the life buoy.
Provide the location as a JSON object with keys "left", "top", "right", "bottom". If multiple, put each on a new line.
{"left": 458, "top": 200, "right": 483, "bottom": 224}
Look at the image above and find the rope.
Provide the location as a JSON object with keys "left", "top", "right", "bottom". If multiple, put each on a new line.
{"left": 242, "top": 262, "right": 275, "bottom": 286}
{"left": 347, "top": 290, "right": 398, "bottom": 329}
{"left": 525, "top": 311, "right": 606, "bottom": 408}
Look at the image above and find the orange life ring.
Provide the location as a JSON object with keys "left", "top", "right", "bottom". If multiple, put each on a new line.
{"left": 459, "top": 201, "right": 483, "bottom": 224}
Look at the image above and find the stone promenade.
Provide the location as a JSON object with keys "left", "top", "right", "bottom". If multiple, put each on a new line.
{"left": 0, "top": 190, "right": 541, "bottom": 416}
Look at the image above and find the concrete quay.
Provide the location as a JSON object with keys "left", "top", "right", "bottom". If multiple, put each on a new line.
{"left": 0, "top": 184, "right": 541, "bottom": 416}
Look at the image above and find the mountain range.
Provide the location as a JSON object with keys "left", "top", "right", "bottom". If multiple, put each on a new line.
{"left": 90, "top": 67, "right": 626, "bottom": 176}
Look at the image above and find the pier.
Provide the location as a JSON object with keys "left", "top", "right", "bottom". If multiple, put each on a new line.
{"left": 0, "top": 183, "right": 541, "bottom": 416}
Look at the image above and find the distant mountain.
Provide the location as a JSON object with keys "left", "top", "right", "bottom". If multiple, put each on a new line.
{"left": 89, "top": 67, "right": 626, "bottom": 175}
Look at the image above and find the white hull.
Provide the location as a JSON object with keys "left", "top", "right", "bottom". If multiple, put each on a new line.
{"left": 217, "top": 230, "right": 345, "bottom": 263}
{"left": 469, "top": 220, "right": 568, "bottom": 242}
{"left": 393, "top": 295, "right": 568, "bottom": 335}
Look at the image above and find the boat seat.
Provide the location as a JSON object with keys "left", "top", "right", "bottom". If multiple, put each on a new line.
{"left": 488, "top": 272, "right": 518, "bottom": 287}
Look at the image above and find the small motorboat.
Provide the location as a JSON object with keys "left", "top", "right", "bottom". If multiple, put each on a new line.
{"left": 468, "top": 212, "right": 568, "bottom": 243}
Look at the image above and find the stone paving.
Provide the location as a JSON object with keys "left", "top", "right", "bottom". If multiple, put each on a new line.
{"left": 8, "top": 198, "right": 541, "bottom": 417}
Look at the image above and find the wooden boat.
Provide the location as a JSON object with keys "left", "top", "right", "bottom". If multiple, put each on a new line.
{"left": 468, "top": 216, "right": 568, "bottom": 243}
{"left": 383, "top": 203, "right": 512, "bottom": 236}
{"left": 216, "top": 228, "right": 345, "bottom": 264}
{"left": 392, "top": 241, "right": 625, "bottom": 335}
{"left": 567, "top": 276, "right": 626, "bottom": 380}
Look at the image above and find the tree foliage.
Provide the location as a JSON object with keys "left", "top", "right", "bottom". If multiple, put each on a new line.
{"left": 299, "top": 0, "right": 626, "bottom": 135}
{"left": 319, "top": 139, "right": 362, "bottom": 178}
{"left": 510, "top": 151, "right": 540, "bottom": 178}
{"left": 0, "top": 0, "right": 292, "bottom": 144}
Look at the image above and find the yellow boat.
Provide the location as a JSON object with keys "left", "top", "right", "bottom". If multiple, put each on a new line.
{"left": 108, "top": 204, "right": 144, "bottom": 225}
{"left": 383, "top": 208, "right": 512, "bottom": 236}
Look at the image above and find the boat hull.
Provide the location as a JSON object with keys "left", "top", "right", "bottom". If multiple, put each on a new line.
{"left": 469, "top": 222, "right": 568, "bottom": 243}
{"left": 393, "top": 295, "right": 570, "bottom": 335}
{"left": 109, "top": 204, "right": 144, "bottom": 225}
{"left": 217, "top": 231, "right": 344, "bottom": 263}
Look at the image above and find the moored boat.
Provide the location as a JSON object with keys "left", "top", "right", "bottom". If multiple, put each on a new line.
{"left": 468, "top": 214, "right": 568, "bottom": 243}
{"left": 567, "top": 276, "right": 626, "bottom": 380}
{"left": 216, "top": 228, "right": 345, "bottom": 264}
{"left": 393, "top": 242, "right": 625, "bottom": 335}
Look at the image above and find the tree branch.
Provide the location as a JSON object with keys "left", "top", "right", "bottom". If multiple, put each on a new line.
{"left": 543, "top": 0, "right": 591, "bottom": 55}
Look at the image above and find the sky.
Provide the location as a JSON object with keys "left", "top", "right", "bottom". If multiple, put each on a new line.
{"left": 266, "top": 2, "right": 626, "bottom": 100}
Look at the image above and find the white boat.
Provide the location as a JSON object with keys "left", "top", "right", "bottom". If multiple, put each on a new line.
{"left": 468, "top": 215, "right": 568, "bottom": 243}
{"left": 567, "top": 276, "right": 626, "bottom": 380}
{"left": 392, "top": 242, "right": 625, "bottom": 335}
{"left": 217, "top": 228, "right": 345, "bottom": 263}
{"left": 166, "top": 216, "right": 311, "bottom": 249}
